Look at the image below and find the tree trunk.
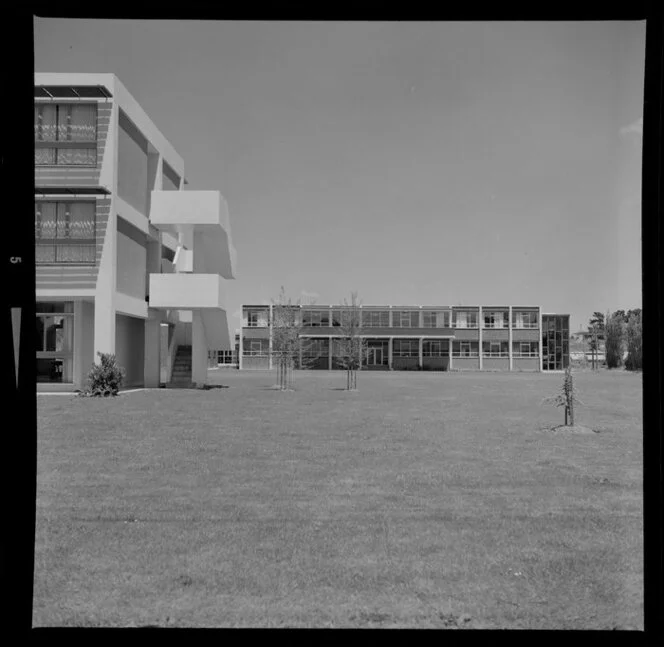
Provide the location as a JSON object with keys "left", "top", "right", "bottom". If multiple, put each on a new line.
{"left": 569, "top": 398, "right": 575, "bottom": 426}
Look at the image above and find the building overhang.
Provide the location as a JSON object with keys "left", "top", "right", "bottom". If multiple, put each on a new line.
{"left": 35, "top": 186, "right": 111, "bottom": 196}
{"left": 34, "top": 85, "right": 113, "bottom": 99}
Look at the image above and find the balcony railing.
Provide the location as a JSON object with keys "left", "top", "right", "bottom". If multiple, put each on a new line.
{"left": 36, "top": 243, "right": 96, "bottom": 264}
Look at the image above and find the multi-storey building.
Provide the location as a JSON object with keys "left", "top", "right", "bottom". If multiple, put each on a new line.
{"left": 35, "top": 73, "right": 236, "bottom": 390}
{"left": 239, "top": 304, "right": 570, "bottom": 372}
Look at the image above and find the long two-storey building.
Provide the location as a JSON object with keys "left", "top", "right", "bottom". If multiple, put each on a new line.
{"left": 35, "top": 73, "right": 236, "bottom": 390}
{"left": 239, "top": 304, "right": 569, "bottom": 372}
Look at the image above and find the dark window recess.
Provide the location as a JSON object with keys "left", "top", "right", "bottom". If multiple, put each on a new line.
{"left": 161, "top": 246, "right": 175, "bottom": 262}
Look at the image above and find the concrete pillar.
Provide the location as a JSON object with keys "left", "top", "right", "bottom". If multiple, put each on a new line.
{"left": 508, "top": 306, "right": 513, "bottom": 371}
{"left": 388, "top": 337, "right": 393, "bottom": 370}
{"left": 73, "top": 300, "right": 95, "bottom": 389}
{"left": 418, "top": 337, "right": 423, "bottom": 368}
{"left": 538, "top": 306, "right": 543, "bottom": 372}
{"left": 238, "top": 330, "right": 244, "bottom": 370}
{"left": 478, "top": 306, "right": 483, "bottom": 371}
{"left": 328, "top": 335, "right": 333, "bottom": 370}
{"left": 94, "top": 211, "right": 117, "bottom": 358}
{"left": 144, "top": 314, "right": 161, "bottom": 387}
{"left": 449, "top": 336, "right": 453, "bottom": 371}
{"left": 268, "top": 304, "right": 273, "bottom": 370}
{"left": 191, "top": 310, "right": 208, "bottom": 386}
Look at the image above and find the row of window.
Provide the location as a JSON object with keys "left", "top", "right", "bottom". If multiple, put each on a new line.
{"left": 35, "top": 104, "right": 98, "bottom": 167}
{"left": 242, "top": 339, "right": 539, "bottom": 358}
{"left": 35, "top": 202, "right": 97, "bottom": 265}
{"left": 245, "top": 309, "right": 539, "bottom": 329}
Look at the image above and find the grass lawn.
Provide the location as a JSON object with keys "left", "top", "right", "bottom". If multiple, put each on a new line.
{"left": 34, "top": 369, "right": 643, "bottom": 629}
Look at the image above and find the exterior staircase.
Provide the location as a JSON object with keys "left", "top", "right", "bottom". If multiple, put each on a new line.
{"left": 167, "top": 345, "right": 195, "bottom": 388}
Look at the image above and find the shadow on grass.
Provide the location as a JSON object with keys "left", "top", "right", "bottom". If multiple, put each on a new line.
{"left": 198, "top": 384, "right": 229, "bottom": 390}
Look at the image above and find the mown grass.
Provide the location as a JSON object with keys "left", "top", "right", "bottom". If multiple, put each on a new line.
{"left": 34, "top": 369, "right": 643, "bottom": 628}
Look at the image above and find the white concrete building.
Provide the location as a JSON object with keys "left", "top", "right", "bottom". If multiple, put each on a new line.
{"left": 35, "top": 73, "right": 236, "bottom": 390}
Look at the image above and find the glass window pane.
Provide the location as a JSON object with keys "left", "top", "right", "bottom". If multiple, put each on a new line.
{"left": 68, "top": 202, "right": 95, "bottom": 239}
{"left": 70, "top": 104, "right": 97, "bottom": 141}
{"left": 35, "top": 104, "right": 57, "bottom": 141}
{"left": 35, "top": 147, "right": 56, "bottom": 165}
{"left": 37, "top": 203, "right": 57, "bottom": 239}
{"left": 57, "top": 148, "right": 97, "bottom": 166}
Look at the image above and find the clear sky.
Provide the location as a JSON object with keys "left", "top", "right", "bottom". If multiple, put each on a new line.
{"left": 34, "top": 19, "right": 645, "bottom": 334}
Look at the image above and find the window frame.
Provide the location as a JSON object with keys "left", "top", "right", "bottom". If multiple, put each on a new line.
{"left": 393, "top": 310, "right": 420, "bottom": 328}
{"left": 423, "top": 310, "right": 451, "bottom": 328}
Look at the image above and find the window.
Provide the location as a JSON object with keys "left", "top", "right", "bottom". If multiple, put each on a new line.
{"left": 452, "top": 341, "right": 479, "bottom": 357}
{"left": 512, "top": 310, "right": 538, "bottom": 328}
{"left": 423, "top": 340, "right": 449, "bottom": 357}
{"left": 393, "top": 310, "right": 420, "bottom": 328}
{"left": 393, "top": 339, "right": 419, "bottom": 357}
{"left": 482, "top": 341, "right": 509, "bottom": 357}
{"left": 35, "top": 202, "right": 96, "bottom": 264}
{"left": 302, "top": 310, "right": 330, "bottom": 327}
{"left": 243, "top": 338, "right": 269, "bottom": 356}
{"left": 245, "top": 309, "right": 269, "bottom": 327}
{"left": 513, "top": 342, "right": 539, "bottom": 358}
{"left": 361, "top": 310, "right": 390, "bottom": 327}
{"left": 452, "top": 310, "right": 478, "bottom": 328}
{"left": 35, "top": 103, "right": 97, "bottom": 166}
{"left": 483, "top": 311, "right": 507, "bottom": 329}
{"left": 302, "top": 338, "right": 329, "bottom": 358}
{"left": 423, "top": 310, "right": 450, "bottom": 328}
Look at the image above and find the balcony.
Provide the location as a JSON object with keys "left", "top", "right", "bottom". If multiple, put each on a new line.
{"left": 149, "top": 273, "right": 225, "bottom": 310}
{"left": 149, "top": 190, "right": 236, "bottom": 279}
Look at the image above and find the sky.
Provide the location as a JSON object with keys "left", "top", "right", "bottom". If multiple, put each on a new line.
{"left": 34, "top": 19, "right": 645, "bottom": 334}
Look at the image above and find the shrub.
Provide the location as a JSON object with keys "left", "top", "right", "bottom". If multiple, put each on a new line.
{"left": 78, "top": 352, "right": 125, "bottom": 397}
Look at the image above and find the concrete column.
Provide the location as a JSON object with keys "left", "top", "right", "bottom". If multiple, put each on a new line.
{"left": 508, "top": 306, "right": 513, "bottom": 371}
{"left": 478, "top": 306, "right": 483, "bottom": 371}
{"left": 388, "top": 337, "right": 393, "bottom": 370}
{"left": 144, "top": 314, "right": 161, "bottom": 387}
{"left": 73, "top": 300, "right": 95, "bottom": 389}
{"left": 94, "top": 213, "right": 117, "bottom": 358}
{"left": 328, "top": 336, "right": 333, "bottom": 370}
{"left": 191, "top": 310, "right": 208, "bottom": 386}
{"left": 538, "top": 307, "right": 543, "bottom": 372}
{"left": 238, "top": 330, "right": 244, "bottom": 370}
{"left": 268, "top": 304, "right": 273, "bottom": 370}
{"left": 418, "top": 337, "right": 423, "bottom": 368}
{"left": 449, "top": 336, "right": 453, "bottom": 371}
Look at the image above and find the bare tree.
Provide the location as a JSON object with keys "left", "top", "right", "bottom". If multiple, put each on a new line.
{"left": 271, "top": 287, "right": 318, "bottom": 390}
{"left": 271, "top": 287, "right": 302, "bottom": 390}
{"left": 543, "top": 365, "right": 584, "bottom": 426}
{"left": 334, "top": 292, "right": 369, "bottom": 391}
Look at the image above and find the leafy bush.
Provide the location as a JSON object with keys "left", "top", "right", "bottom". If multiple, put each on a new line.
{"left": 78, "top": 352, "right": 125, "bottom": 397}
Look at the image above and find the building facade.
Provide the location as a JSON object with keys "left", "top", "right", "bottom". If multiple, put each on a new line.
{"left": 35, "top": 73, "right": 236, "bottom": 390}
{"left": 239, "top": 305, "right": 570, "bottom": 372}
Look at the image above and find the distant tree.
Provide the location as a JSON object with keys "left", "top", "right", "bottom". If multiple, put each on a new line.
{"left": 604, "top": 310, "right": 625, "bottom": 369}
{"left": 624, "top": 310, "right": 642, "bottom": 371}
{"left": 612, "top": 309, "right": 627, "bottom": 324}
{"left": 543, "top": 365, "right": 583, "bottom": 426}
{"left": 588, "top": 311, "right": 605, "bottom": 370}
{"left": 335, "top": 291, "right": 369, "bottom": 391}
